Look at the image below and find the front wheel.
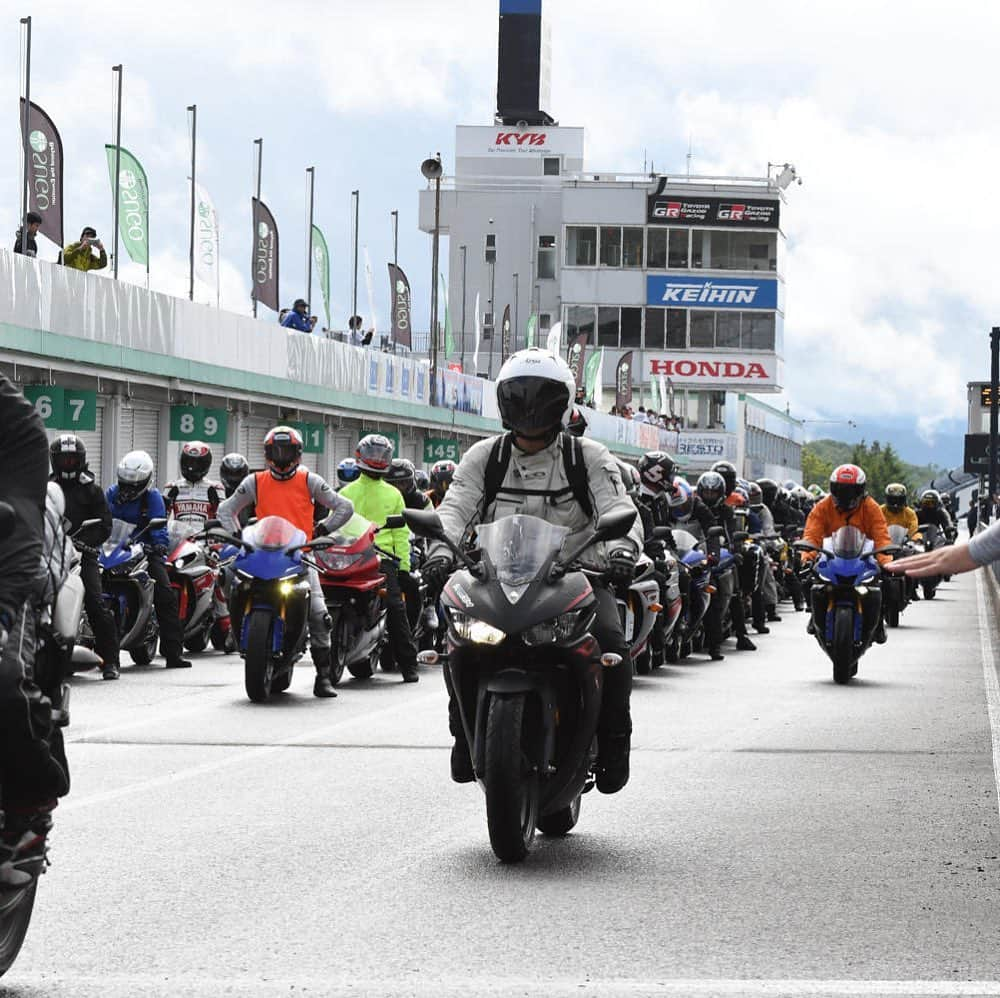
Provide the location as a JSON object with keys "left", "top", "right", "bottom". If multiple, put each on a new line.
{"left": 0, "top": 879, "right": 38, "bottom": 978}
{"left": 244, "top": 611, "right": 275, "bottom": 703}
{"left": 923, "top": 581, "right": 937, "bottom": 600}
{"left": 129, "top": 618, "right": 159, "bottom": 666}
{"left": 484, "top": 694, "right": 538, "bottom": 864}
{"left": 831, "top": 604, "right": 856, "bottom": 685}
{"left": 537, "top": 793, "right": 581, "bottom": 837}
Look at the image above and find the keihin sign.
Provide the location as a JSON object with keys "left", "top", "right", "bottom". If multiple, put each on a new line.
{"left": 646, "top": 353, "right": 782, "bottom": 391}
{"left": 647, "top": 275, "right": 778, "bottom": 310}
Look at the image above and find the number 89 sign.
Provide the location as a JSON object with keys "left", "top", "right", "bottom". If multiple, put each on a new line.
{"left": 169, "top": 405, "right": 228, "bottom": 444}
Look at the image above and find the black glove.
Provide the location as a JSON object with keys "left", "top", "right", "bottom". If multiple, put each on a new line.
{"left": 148, "top": 543, "right": 169, "bottom": 559}
{"left": 313, "top": 520, "right": 330, "bottom": 538}
{"left": 422, "top": 557, "right": 453, "bottom": 591}
{"left": 607, "top": 548, "right": 637, "bottom": 587}
{"left": 644, "top": 539, "right": 666, "bottom": 562}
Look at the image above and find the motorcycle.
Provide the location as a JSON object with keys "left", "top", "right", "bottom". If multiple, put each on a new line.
{"left": 881, "top": 525, "right": 918, "bottom": 627}
{"left": 97, "top": 517, "right": 168, "bottom": 666}
{"left": 917, "top": 522, "right": 944, "bottom": 599}
{"left": 403, "top": 506, "right": 636, "bottom": 864}
{"left": 211, "top": 516, "right": 333, "bottom": 703}
{"left": 664, "top": 527, "right": 713, "bottom": 662}
{"left": 313, "top": 513, "right": 388, "bottom": 684}
{"left": 165, "top": 520, "right": 220, "bottom": 654}
{"left": 704, "top": 525, "right": 740, "bottom": 644}
{"left": 616, "top": 551, "right": 666, "bottom": 676}
{"left": 795, "top": 526, "right": 897, "bottom": 685}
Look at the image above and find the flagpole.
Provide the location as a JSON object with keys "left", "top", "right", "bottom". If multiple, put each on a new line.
{"left": 252, "top": 137, "right": 262, "bottom": 317}
{"left": 351, "top": 190, "right": 359, "bottom": 328}
{"left": 459, "top": 244, "right": 467, "bottom": 372}
{"left": 112, "top": 64, "right": 123, "bottom": 280}
{"left": 19, "top": 16, "right": 31, "bottom": 236}
{"left": 391, "top": 209, "right": 398, "bottom": 266}
{"left": 188, "top": 104, "right": 196, "bottom": 301}
{"left": 306, "top": 166, "right": 315, "bottom": 312}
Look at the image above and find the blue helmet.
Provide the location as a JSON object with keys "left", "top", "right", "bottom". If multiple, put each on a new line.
{"left": 337, "top": 457, "right": 360, "bottom": 485}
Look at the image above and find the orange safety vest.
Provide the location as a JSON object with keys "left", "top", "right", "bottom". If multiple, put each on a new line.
{"left": 255, "top": 468, "right": 315, "bottom": 540}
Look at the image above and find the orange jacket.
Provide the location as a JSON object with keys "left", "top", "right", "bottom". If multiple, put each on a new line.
{"left": 802, "top": 495, "right": 893, "bottom": 566}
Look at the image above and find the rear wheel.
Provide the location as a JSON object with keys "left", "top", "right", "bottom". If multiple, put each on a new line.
{"left": 484, "top": 693, "right": 538, "bottom": 864}
{"left": 923, "top": 581, "right": 937, "bottom": 600}
{"left": 537, "top": 793, "right": 581, "bottom": 837}
{"left": 184, "top": 622, "right": 210, "bottom": 653}
{"left": 634, "top": 648, "right": 651, "bottom": 675}
{"left": 832, "top": 604, "right": 855, "bottom": 685}
{"left": 0, "top": 879, "right": 38, "bottom": 978}
{"left": 129, "top": 619, "right": 159, "bottom": 666}
{"left": 244, "top": 611, "right": 275, "bottom": 703}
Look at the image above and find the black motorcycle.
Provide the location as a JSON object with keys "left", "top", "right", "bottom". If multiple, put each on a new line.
{"left": 404, "top": 506, "right": 636, "bottom": 864}
{"left": 917, "top": 522, "right": 944, "bottom": 599}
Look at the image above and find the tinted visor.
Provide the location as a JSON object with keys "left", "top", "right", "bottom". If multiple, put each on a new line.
{"left": 831, "top": 481, "right": 864, "bottom": 509}
{"left": 268, "top": 441, "right": 300, "bottom": 469}
{"left": 497, "top": 376, "right": 569, "bottom": 438}
{"left": 52, "top": 452, "right": 84, "bottom": 476}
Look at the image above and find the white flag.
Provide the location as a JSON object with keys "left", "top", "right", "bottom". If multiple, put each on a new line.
{"left": 472, "top": 292, "right": 481, "bottom": 375}
{"left": 545, "top": 320, "right": 562, "bottom": 357}
{"left": 593, "top": 348, "right": 605, "bottom": 411}
{"left": 658, "top": 373, "right": 669, "bottom": 417}
{"left": 363, "top": 246, "right": 377, "bottom": 336}
{"left": 193, "top": 183, "right": 220, "bottom": 304}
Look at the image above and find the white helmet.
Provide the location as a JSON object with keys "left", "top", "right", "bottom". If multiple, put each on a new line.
{"left": 117, "top": 450, "right": 155, "bottom": 502}
{"left": 495, "top": 347, "right": 576, "bottom": 442}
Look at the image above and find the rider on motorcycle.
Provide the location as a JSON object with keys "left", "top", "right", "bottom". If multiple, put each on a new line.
{"left": 217, "top": 426, "right": 354, "bottom": 697}
{"left": 422, "top": 348, "right": 643, "bottom": 794}
{"left": 220, "top": 453, "right": 250, "bottom": 500}
{"left": 0, "top": 375, "right": 70, "bottom": 871}
{"left": 880, "top": 483, "right": 922, "bottom": 539}
{"left": 426, "top": 459, "right": 456, "bottom": 509}
{"left": 747, "top": 481, "right": 783, "bottom": 625}
{"left": 336, "top": 436, "right": 420, "bottom": 684}
{"left": 917, "top": 489, "right": 956, "bottom": 540}
{"left": 164, "top": 441, "right": 224, "bottom": 526}
{"left": 386, "top": 458, "right": 431, "bottom": 511}
{"left": 801, "top": 464, "right": 892, "bottom": 644}
{"left": 49, "top": 435, "right": 120, "bottom": 680}
{"left": 106, "top": 451, "right": 192, "bottom": 671}
{"left": 759, "top": 477, "right": 806, "bottom": 610}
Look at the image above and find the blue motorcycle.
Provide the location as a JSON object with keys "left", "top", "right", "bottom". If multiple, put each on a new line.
{"left": 795, "top": 526, "right": 898, "bottom": 684}
{"left": 212, "top": 516, "right": 332, "bottom": 703}
{"left": 666, "top": 527, "right": 715, "bottom": 660}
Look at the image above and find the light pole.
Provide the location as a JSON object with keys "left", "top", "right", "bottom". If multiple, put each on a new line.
{"left": 421, "top": 154, "right": 443, "bottom": 406}
{"left": 487, "top": 219, "right": 496, "bottom": 380}
{"left": 391, "top": 209, "right": 399, "bottom": 267}
{"left": 351, "top": 190, "right": 360, "bottom": 329}
{"left": 306, "top": 166, "right": 315, "bottom": 311}
{"left": 513, "top": 272, "right": 519, "bottom": 354}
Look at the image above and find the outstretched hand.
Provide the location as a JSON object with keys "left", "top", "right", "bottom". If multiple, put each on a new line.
{"left": 885, "top": 543, "right": 979, "bottom": 579}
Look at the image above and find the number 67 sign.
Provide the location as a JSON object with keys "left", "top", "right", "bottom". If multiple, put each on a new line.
{"left": 169, "top": 405, "right": 228, "bottom": 444}
{"left": 24, "top": 386, "right": 98, "bottom": 431}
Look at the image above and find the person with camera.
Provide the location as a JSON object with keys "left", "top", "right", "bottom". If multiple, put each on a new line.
{"left": 62, "top": 226, "right": 108, "bottom": 272}
{"left": 106, "top": 451, "right": 191, "bottom": 670}
{"left": 280, "top": 299, "right": 318, "bottom": 333}
{"left": 48, "top": 435, "right": 121, "bottom": 680}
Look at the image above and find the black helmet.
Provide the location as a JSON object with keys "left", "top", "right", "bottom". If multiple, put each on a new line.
{"left": 711, "top": 460, "right": 738, "bottom": 496}
{"left": 356, "top": 433, "right": 394, "bottom": 476}
{"left": 414, "top": 469, "right": 430, "bottom": 491}
{"left": 757, "top": 478, "right": 779, "bottom": 507}
{"left": 696, "top": 470, "right": 727, "bottom": 509}
{"left": 386, "top": 458, "right": 415, "bottom": 494}
{"left": 495, "top": 348, "right": 576, "bottom": 443}
{"left": 180, "top": 440, "right": 212, "bottom": 484}
{"left": 884, "top": 482, "right": 907, "bottom": 511}
{"left": 566, "top": 408, "right": 588, "bottom": 438}
{"left": 220, "top": 453, "right": 250, "bottom": 495}
{"left": 50, "top": 434, "right": 87, "bottom": 481}
{"left": 747, "top": 481, "right": 764, "bottom": 509}
{"left": 920, "top": 488, "right": 941, "bottom": 510}
{"left": 430, "top": 459, "right": 456, "bottom": 494}
{"left": 637, "top": 451, "right": 677, "bottom": 493}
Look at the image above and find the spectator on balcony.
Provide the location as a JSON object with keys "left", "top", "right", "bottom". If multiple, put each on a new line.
{"left": 280, "top": 299, "right": 318, "bottom": 333}
{"left": 13, "top": 211, "right": 42, "bottom": 258}
{"left": 632, "top": 406, "right": 648, "bottom": 423}
{"left": 62, "top": 227, "right": 107, "bottom": 272}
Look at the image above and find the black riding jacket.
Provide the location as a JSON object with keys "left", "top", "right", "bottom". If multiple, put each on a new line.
{"left": 52, "top": 471, "right": 112, "bottom": 549}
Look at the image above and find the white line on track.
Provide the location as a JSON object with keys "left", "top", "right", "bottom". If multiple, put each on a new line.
{"left": 59, "top": 688, "right": 443, "bottom": 813}
{"left": 13, "top": 974, "right": 1000, "bottom": 997}
{"left": 974, "top": 569, "right": 1000, "bottom": 823}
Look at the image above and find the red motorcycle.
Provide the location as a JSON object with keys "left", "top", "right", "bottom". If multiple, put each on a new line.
{"left": 165, "top": 520, "right": 221, "bottom": 653}
{"left": 313, "top": 514, "right": 389, "bottom": 684}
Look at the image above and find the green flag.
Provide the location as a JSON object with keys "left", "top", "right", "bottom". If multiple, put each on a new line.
{"left": 525, "top": 314, "right": 538, "bottom": 347}
{"left": 105, "top": 144, "right": 149, "bottom": 266}
{"left": 311, "top": 224, "right": 331, "bottom": 328}
{"left": 440, "top": 272, "right": 454, "bottom": 359}
{"left": 583, "top": 349, "right": 601, "bottom": 401}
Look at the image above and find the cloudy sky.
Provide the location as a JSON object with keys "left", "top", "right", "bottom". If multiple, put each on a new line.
{"left": 1, "top": 0, "right": 991, "bottom": 465}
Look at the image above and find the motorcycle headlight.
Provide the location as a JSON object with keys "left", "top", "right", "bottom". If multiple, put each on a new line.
{"left": 320, "top": 552, "right": 363, "bottom": 571}
{"left": 449, "top": 611, "right": 505, "bottom": 646}
{"left": 523, "top": 609, "right": 590, "bottom": 647}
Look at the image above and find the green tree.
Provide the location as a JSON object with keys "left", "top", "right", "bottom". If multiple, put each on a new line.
{"left": 801, "top": 446, "right": 833, "bottom": 487}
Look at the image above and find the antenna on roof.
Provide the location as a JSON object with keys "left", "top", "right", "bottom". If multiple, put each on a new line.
{"left": 686, "top": 135, "right": 693, "bottom": 178}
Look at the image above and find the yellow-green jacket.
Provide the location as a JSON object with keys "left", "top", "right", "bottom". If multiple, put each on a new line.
{"left": 340, "top": 475, "right": 411, "bottom": 571}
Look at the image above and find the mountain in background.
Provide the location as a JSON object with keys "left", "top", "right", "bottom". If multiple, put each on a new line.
{"left": 802, "top": 438, "right": 943, "bottom": 495}
{"left": 801, "top": 418, "right": 965, "bottom": 471}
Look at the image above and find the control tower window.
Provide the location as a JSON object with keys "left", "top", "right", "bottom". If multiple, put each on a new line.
{"left": 647, "top": 230, "right": 667, "bottom": 269}
{"left": 599, "top": 226, "right": 622, "bottom": 267}
{"left": 566, "top": 226, "right": 596, "bottom": 267}
{"left": 537, "top": 235, "right": 556, "bottom": 279}
{"left": 622, "top": 228, "right": 643, "bottom": 268}
{"left": 543, "top": 156, "right": 560, "bottom": 176}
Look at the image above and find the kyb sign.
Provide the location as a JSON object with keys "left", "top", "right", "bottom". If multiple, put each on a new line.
{"left": 647, "top": 275, "right": 778, "bottom": 310}
{"left": 647, "top": 353, "right": 781, "bottom": 390}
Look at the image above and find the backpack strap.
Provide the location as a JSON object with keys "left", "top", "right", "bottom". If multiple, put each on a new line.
{"left": 561, "top": 433, "right": 593, "bottom": 520}
{"left": 481, "top": 433, "right": 513, "bottom": 515}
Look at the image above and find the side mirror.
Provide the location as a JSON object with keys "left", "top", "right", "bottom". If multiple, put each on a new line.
{"left": 872, "top": 544, "right": 902, "bottom": 556}
{"left": 384, "top": 515, "right": 406, "bottom": 529}
{"left": 401, "top": 508, "right": 445, "bottom": 540}
{"left": 594, "top": 508, "right": 637, "bottom": 542}
{"left": 651, "top": 526, "right": 673, "bottom": 540}
{"left": 792, "top": 540, "right": 821, "bottom": 553}
{"left": 148, "top": 517, "right": 168, "bottom": 530}
{"left": 707, "top": 525, "right": 726, "bottom": 540}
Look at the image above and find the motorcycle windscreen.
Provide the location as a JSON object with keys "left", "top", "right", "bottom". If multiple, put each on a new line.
{"left": 324, "top": 512, "right": 375, "bottom": 551}
{"left": 670, "top": 529, "right": 701, "bottom": 556}
{"left": 245, "top": 515, "right": 306, "bottom": 552}
{"left": 887, "top": 524, "right": 909, "bottom": 546}
{"left": 475, "top": 514, "right": 570, "bottom": 586}
{"left": 827, "top": 525, "right": 870, "bottom": 559}
{"left": 103, "top": 517, "right": 137, "bottom": 556}
{"left": 168, "top": 519, "right": 200, "bottom": 550}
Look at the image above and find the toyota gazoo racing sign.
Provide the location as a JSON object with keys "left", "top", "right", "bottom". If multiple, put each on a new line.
{"left": 647, "top": 353, "right": 782, "bottom": 390}
{"left": 647, "top": 275, "right": 778, "bottom": 310}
